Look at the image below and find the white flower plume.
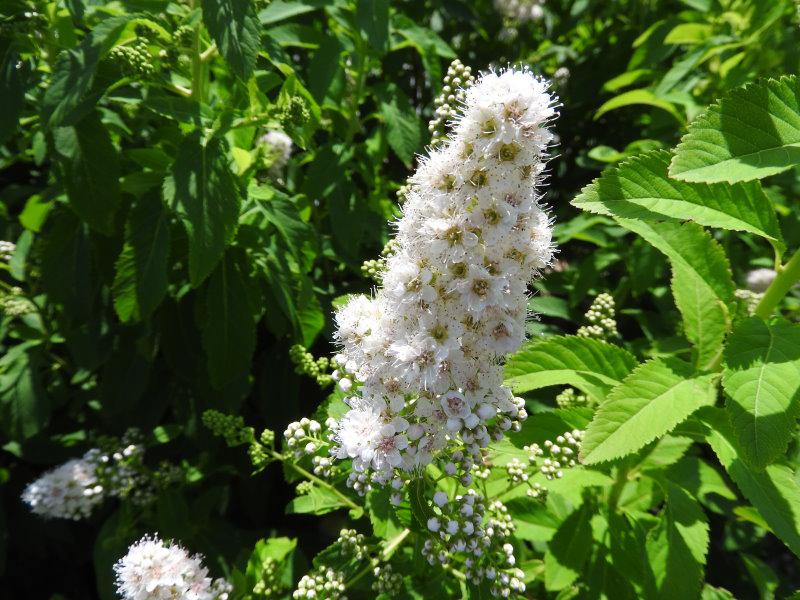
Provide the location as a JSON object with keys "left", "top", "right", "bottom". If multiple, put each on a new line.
{"left": 331, "top": 67, "right": 558, "bottom": 481}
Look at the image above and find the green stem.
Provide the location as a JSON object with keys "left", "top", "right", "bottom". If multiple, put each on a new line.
{"left": 190, "top": 4, "right": 204, "bottom": 102}
{"left": 269, "top": 450, "right": 360, "bottom": 512}
{"left": 607, "top": 464, "right": 630, "bottom": 513}
{"left": 754, "top": 247, "right": 800, "bottom": 319}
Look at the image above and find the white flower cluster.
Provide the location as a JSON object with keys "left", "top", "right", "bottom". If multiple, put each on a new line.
{"left": 424, "top": 490, "right": 524, "bottom": 596}
{"left": 114, "top": 534, "right": 231, "bottom": 600}
{"left": 494, "top": 0, "right": 545, "bottom": 22}
{"left": 331, "top": 68, "right": 557, "bottom": 484}
{"left": 22, "top": 432, "right": 165, "bottom": 520}
{"left": 259, "top": 130, "right": 293, "bottom": 173}
{"left": 745, "top": 268, "right": 776, "bottom": 293}
{"left": 21, "top": 454, "right": 104, "bottom": 520}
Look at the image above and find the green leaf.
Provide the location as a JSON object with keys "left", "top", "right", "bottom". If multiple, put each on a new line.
{"left": 202, "top": 252, "right": 256, "bottom": 389}
{"left": 0, "top": 47, "right": 25, "bottom": 143}
{"left": 0, "top": 343, "right": 48, "bottom": 441}
{"left": 573, "top": 150, "right": 784, "bottom": 255}
{"left": 202, "top": 0, "right": 261, "bottom": 79}
{"left": 112, "top": 192, "right": 171, "bottom": 322}
{"left": 647, "top": 481, "right": 709, "bottom": 600}
{"left": 614, "top": 220, "right": 735, "bottom": 308}
{"left": 356, "top": 0, "right": 389, "bottom": 53}
{"left": 55, "top": 112, "right": 121, "bottom": 234}
{"left": 722, "top": 317, "right": 800, "bottom": 468}
{"left": 595, "top": 89, "right": 684, "bottom": 123}
{"left": 544, "top": 504, "right": 594, "bottom": 591}
{"left": 41, "top": 16, "right": 130, "bottom": 127}
{"left": 286, "top": 486, "right": 346, "bottom": 515}
{"left": 504, "top": 336, "right": 638, "bottom": 404}
{"left": 378, "top": 83, "right": 423, "bottom": 167}
{"left": 700, "top": 407, "right": 800, "bottom": 557}
{"left": 671, "top": 263, "right": 729, "bottom": 371}
{"left": 670, "top": 76, "right": 800, "bottom": 183}
{"left": 408, "top": 477, "right": 436, "bottom": 531}
{"left": 581, "top": 358, "right": 716, "bottom": 464}
{"left": 164, "top": 134, "right": 241, "bottom": 286}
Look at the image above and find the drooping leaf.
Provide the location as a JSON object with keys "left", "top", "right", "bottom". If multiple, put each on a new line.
{"left": 504, "top": 336, "right": 638, "bottom": 403}
{"left": 113, "top": 192, "right": 171, "bottom": 322}
{"left": 163, "top": 134, "right": 241, "bottom": 287}
{"left": 55, "top": 112, "right": 121, "bottom": 234}
{"left": 722, "top": 317, "right": 800, "bottom": 468}
{"left": 671, "top": 263, "right": 729, "bottom": 371}
{"left": 573, "top": 150, "right": 784, "bottom": 255}
{"left": 544, "top": 504, "right": 594, "bottom": 591}
{"left": 615, "top": 219, "right": 735, "bottom": 308}
{"left": 646, "top": 481, "right": 709, "bottom": 600}
{"left": 700, "top": 407, "right": 800, "bottom": 557}
{"left": 201, "top": 0, "right": 261, "bottom": 79}
{"left": 595, "top": 89, "right": 684, "bottom": 123}
{"left": 41, "top": 16, "right": 130, "bottom": 127}
{"left": 201, "top": 251, "right": 256, "bottom": 389}
{"left": 581, "top": 358, "right": 716, "bottom": 464}
{"left": 670, "top": 76, "right": 800, "bottom": 183}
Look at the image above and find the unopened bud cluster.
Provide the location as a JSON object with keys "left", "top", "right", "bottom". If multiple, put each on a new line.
{"left": 424, "top": 489, "right": 524, "bottom": 596}
{"left": 289, "top": 344, "right": 337, "bottom": 387}
{"left": 110, "top": 40, "right": 155, "bottom": 78}
{"left": 523, "top": 429, "right": 583, "bottom": 484}
{"left": 372, "top": 563, "right": 402, "bottom": 596}
{"left": 1, "top": 286, "right": 33, "bottom": 318}
{"left": 337, "top": 528, "right": 368, "bottom": 560}
{"left": 576, "top": 293, "right": 618, "bottom": 340}
{"left": 0, "top": 240, "right": 16, "bottom": 260}
{"left": 203, "top": 410, "right": 255, "bottom": 447}
{"left": 283, "top": 418, "right": 336, "bottom": 472}
{"left": 253, "top": 556, "right": 286, "bottom": 598}
{"left": 555, "top": 387, "right": 589, "bottom": 409}
{"left": 428, "top": 59, "right": 475, "bottom": 146}
{"left": 361, "top": 239, "right": 399, "bottom": 283}
{"left": 293, "top": 568, "right": 347, "bottom": 599}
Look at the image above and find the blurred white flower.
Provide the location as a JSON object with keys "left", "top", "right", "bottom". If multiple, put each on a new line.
{"left": 746, "top": 268, "right": 777, "bottom": 293}
{"left": 22, "top": 456, "right": 104, "bottom": 520}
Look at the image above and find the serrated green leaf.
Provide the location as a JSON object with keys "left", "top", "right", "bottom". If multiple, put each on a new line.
{"left": 286, "top": 486, "right": 346, "bottom": 515}
{"left": 0, "top": 343, "right": 49, "bottom": 441}
{"left": 41, "top": 16, "right": 130, "bottom": 127}
{"left": 378, "top": 83, "right": 423, "bottom": 167}
{"left": 595, "top": 89, "right": 684, "bottom": 123}
{"left": 202, "top": 252, "right": 256, "bottom": 389}
{"left": 647, "top": 481, "right": 709, "bottom": 600}
{"left": 504, "top": 336, "right": 638, "bottom": 403}
{"left": 670, "top": 76, "right": 800, "bottom": 183}
{"left": 722, "top": 317, "right": 800, "bottom": 468}
{"left": 164, "top": 134, "right": 241, "bottom": 286}
{"left": 56, "top": 112, "right": 121, "bottom": 234}
{"left": 544, "top": 504, "right": 594, "bottom": 591}
{"left": 581, "top": 358, "right": 716, "bottom": 464}
{"left": 700, "top": 407, "right": 800, "bottom": 557}
{"left": 573, "top": 150, "right": 784, "bottom": 254}
{"left": 113, "top": 192, "right": 170, "bottom": 322}
{"left": 202, "top": 0, "right": 260, "bottom": 79}
{"left": 408, "top": 477, "right": 436, "bottom": 531}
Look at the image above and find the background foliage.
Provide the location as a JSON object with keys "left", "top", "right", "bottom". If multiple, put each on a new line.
{"left": 2, "top": 0, "right": 800, "bottom": 598}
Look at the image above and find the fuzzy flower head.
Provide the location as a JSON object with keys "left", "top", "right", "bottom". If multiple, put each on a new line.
{"left": 259, "top": 130, "right": 293, "bottom": 173}
{"left": 494, "top": 0, "right": 545, "bottom": 22}
{"left": 331, "top": 67, "right": 557, "bottom": 482}
{"left": 114, "top": 534, "right": 231, "bottom": 600}
{"left": 21, "top": 456, "right": 104, "bottom": 520}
